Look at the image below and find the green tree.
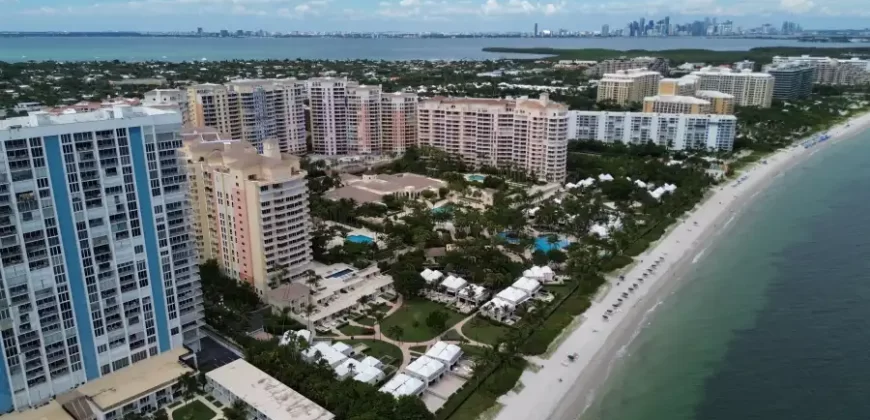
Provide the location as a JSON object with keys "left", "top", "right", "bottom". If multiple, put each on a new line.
{"left": 387, "top": 325, "right": 405, "bottom": 343}
{"left": 425, "top": 310, "right": 448, "bottom": 332}
{"left": 223, "top": 400, "right": 248, "bottom": 420}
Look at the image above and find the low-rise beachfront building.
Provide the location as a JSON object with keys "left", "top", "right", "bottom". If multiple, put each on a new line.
{"left": 334, "top": 358, "right": 386, "bottom": 384}
{"left": 512, "top": 277, "right": 543, "bottom": 297}
{"left": 420, "top": 268, "right": 445, "bottom": 284}
{"left": 206, "top": 359, "right": 335, "bottom": 420}
{"left": 642, "top": 95, "right": 711, "bottom": 114}
{"left": 405, "top": 356, "right": 447, "bottom": 385}
{"left": 425, "top": 342, "right": 463, "bottom": 369}
{"left": 304, "top": 342, "right": 350, "bottom": 368}
{"left": 440, "top": 275, "right": 469, "bottom": 296}
{"left": 523, "top": 265, "right": 556, "bottom": 283}
{"left": 291, "top": 264, "right": 394, "bottom": 327}
{"left": 457, "top": 284, "right": 490, "bottom": 305}
{"left": 380, "top": 374, "right": 426, "bottom": 398}
{"left": 325, "top": 173, "right": 446, "bottom": 205}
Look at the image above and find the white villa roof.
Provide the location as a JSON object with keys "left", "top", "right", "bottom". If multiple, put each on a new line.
{"left": 511, "top": 277, "right": 542, "bottom": 295}
{"left": 334, "top": 358, "right": 361, "bottom": 379}
{"left": 440, "top": 275, "right": 468, "bottom": 291}
{"left": 353, "top": 365, "right": 385, "bottom": 385}
{"left": 425, "top": 341, "right": 463, "bottom": 366}
{"left": 420, "top": 268, "right": 444, "bottom": 283}
{"left": 635, "top": 179, "right": 647, "bottom": 188}
{"left": 360, "top": 356, "right": 384, "bottom": 369}
{"left": 332, "top": 342, "right": 353, "bottom": 356}
{"left": 380, "top": 373, "right": 425, "bottom": 398}
{"left": 305, "top": 342, "right": 348, "bottom": 367}
{"left": 590, "top": 224, "right": 609, "bottom": 238}
{"left": 405, "top": 355, "right": 446, "bottom": 381}
{"left": 495, "top": 287, "right": 529, "bottom": 305}
{"left": 649, "top": 187, "right": 666, "bottom": 200}
{"left": 483, "top": 297, "right": 516, "bottom": 313}
{"left": 523, "top": 265, "right": 554, "bottom": 279}
{"left": 598, "top": 173, "right": 614, "bottom": 182}
{"left": 459, "top": 284, "right": 488, "bottom": 300}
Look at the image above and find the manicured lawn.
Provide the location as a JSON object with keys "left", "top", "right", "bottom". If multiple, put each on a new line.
{"left": 344, "top": 339, "right": 404, "bottom": 366}
{"left": 380, "top": 299, "right": 465, "bottom": 342}
{"left": 172, "top": 400, "right": 216, "bottom": 420}
{"left": 356, "top": 316, "right": 376, "bottom": 326}
{"left": 338, "top": 324, "right": 374, "bottom": 337}
{"left": 462, "top": 317, "right": 511, "bottom": 346}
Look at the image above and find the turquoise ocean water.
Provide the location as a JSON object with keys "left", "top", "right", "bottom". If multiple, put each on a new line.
{"left": 581, "top": 129, "right": 870, "bottom": 420}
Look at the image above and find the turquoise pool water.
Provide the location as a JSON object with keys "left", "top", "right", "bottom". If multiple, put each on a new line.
{"left": 327, "top": 268, "right": 356, "bottom": 278}
{"left": 432, "top": 205, "right": 453, "bottom": 214}
{"left": 535, "top": 236, "right": 570, "bottom": 252}
{"left": 498, "top": 231, "right": 520, "bottom": 244}
{"left": 466, "top": 174, "right": 486, "bottom": 182}
{"left": 346, "top": 234, "right": 374, "bottom": 244}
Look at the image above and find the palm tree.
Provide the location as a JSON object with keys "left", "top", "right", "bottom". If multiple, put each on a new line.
{"left": 223, "top": 400, "right": 248, "bottom": 420}
{"left": 387, "top": 325, "right": 404, "bottom": 343}
{"left": 373, "top": 312, "right": 385, "bottom": 340}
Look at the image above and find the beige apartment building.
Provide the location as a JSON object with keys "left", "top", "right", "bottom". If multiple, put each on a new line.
{"left": 690, "top": 67, "right": 774, "bottom": 108}
{"left": 658, "top": 76, "right": 700, "bottom": 96}
{"left": 417, "top": 94, "right": 569, "bottom": 182}
{"left": 597, "top": 69, "right": 663, "bottom": 105}
{"left": 772, "top": 55, "right": 870, "bottom": 85}
{"left": 642, "top": 95, "right": 712, "bottom": 114}
{"left": 308, "top": 77, "right": 351, "bottom": 155}
{"left": 181, "top": 127, "right": 311, "bottom": 294}
{"left": 187, "top": 79, "right": 307, "bottom": 155}
{"left": 695, "top": 90, "right": 736, "bottom": 114}
{"left": 381, "top": 91, "right": 418, "bottom": 153}
{"left": 588, "top": 57, "right": 658, "bottom": 77}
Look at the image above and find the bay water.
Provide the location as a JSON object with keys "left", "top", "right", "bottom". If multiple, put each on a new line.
{"left": 581, "top": 129, "right": 870, "bottom": 420}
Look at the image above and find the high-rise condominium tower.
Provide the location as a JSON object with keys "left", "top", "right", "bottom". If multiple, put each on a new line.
{"left": 0, "top": 106, "right": 201, "bottom": 412}
{"left": 187, "top": 79, "right": 307, "bottom": 155}
{"left": 417, "top": 94, "right": 569, "bottom": 182}
{"left": 180, "top": 128, "right": 311, "bottom": 295}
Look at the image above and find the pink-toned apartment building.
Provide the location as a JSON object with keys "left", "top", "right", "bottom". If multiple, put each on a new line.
{"left": 347, "top": 83, "right": 382, "bottom": 154}
{"left": 417, "top": 94, "right": 569, "bottom": 182}
{"left": 181, "top": 128, "right": 311, "bottom": 294}
{"left": 381, "top": 92, "right": 418, "bottom": 154}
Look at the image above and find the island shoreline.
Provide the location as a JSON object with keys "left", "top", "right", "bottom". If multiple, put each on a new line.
{"left": 492, "top": 111, "right": 870, "bottom": 420}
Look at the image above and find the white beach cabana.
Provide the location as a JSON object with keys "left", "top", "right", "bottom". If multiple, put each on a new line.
{"left": 332, "top": 341, "right": 354, "bottom": 357}
{"left": 440, "top": 275, "right": 468, "bottom": 295}
{"left": 405, "top": 355, "right": 446, "bottom": 385}
{"left": 511, "top": 277, "right": 542, "bottom": 297}
{"left": 334, "top": 358, "right": 362, "bottom": 380}
{"left": 523, "top": 265, "right": 555, "bottom": 283}
{"left": 353, "top": 364, "right": 386, "bottom": 385}
{"left": 425, "top": 341, "right": 463, "bottom": 368}
{"left": 360, "top": 356, "right": 384, "bottom": 369}
{"left": 380, "top": 373, "right": 426, "bottom": 398}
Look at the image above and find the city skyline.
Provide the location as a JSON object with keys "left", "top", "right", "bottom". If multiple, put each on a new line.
{"left": 1, "top": 0, "right": 869, "bottom": 32}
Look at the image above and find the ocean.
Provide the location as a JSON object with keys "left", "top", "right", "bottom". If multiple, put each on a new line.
{"left": 0, "top": 37, "right": 856, "bottom": 62}
{"left": 581, "top": 129, "right": 870, "bottom": 420}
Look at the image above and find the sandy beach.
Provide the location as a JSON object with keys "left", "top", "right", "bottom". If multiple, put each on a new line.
{"left": 493, "top": 112, "right": 870, "bottom": 420}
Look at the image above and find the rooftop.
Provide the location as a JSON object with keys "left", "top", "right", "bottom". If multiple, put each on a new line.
{"left": 644, "top": 95, "right": 711, "bottom": 105}
{"left": 495, "top": 286, "right": 529, "bottom": 305}
{"left": 0, "top": 105, "right": 175, "bottom": 131}
{"left": 419, "top": 93, "right": 568, "bottom": 111}
{"left": 326, "top": 173, "right": 445, "bottom": 204}
{"left": 304, "top": 342, "right": 349, "bottom": 367}
{"left": 77, "top": 347, "right": 192, "bottom": 411}
{"left": 440, "top": 275, "right": 468, "bottom": 292}
{"left": 5, "top": 402, "right": 73, "bottom": 420}
{"left": 405, "top": 355, "right": 446, "bottom": 381}
{"left": 694, "top": 90, "right": 736, "bottom": 99}
{"left": 267, "top": 282, "right": 312, "bottom": 308}
{"left": 425, "top": 341, "right": 463, "bottom": 365}
{"left": 511, "top": 277, "right": 542, "bottom": 295}
{"left": 380, "top": 373, "right": 425, "bottom": 398}
{"left": 207, "top": 359, "right": 334, "bottom": 420}
{"left": 180, "top": 131, "right": 304, "bottom": 179}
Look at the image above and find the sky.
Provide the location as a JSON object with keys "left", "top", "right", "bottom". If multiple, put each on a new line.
{"left": 1, "top": 0, "right": 869, "bottom": 32}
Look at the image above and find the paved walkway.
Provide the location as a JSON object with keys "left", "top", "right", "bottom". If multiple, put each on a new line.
{"left": 330, "top": 308, "right": 489, "bottom": 369}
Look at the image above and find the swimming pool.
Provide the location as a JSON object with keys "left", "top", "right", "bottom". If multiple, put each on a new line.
{"left": 327, "top": 268, "right": 355, "bottom": 279}
{"left": 466, "top": 174, "right": 487, "bottom": 182}
{"left": 432, "top": 205, "right": 453, "bottom": 214}
{"left": 346, "top": 234, "right": 374, "bottom": 244}
{"left": 498, "top": 231, "right": 520, "bottom": 245}
{"left": 535, "top": 236, "right": 571, "bottom": 252}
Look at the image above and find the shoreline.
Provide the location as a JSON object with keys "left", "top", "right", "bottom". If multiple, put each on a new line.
{"left": 493, "top": 111, "right": 870, "bottom": 420}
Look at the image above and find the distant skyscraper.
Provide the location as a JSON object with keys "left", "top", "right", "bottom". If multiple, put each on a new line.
{"left": 0, "top": 106, "right": 201, "bottom": 412}
{"left": 601, "top": 25, "right": 610, "bottom": 36}
{"left": 639, "top": 17, "right": 646, "bottom": 35}
{"left": 534, "top": 23, "right": 538, "bottom": 37}
{"left": 197, "top": 27, "right": 203, "bottom": 35}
